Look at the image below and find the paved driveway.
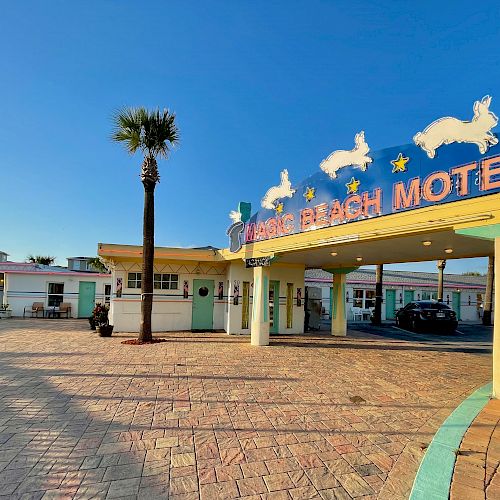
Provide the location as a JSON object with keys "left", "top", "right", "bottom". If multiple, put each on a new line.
{"left": 0, "top": 319, "right": 492, "bottom": 499}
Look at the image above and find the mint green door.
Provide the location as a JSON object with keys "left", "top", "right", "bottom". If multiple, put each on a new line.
{"left": 269, "top": 280, "right": 280, "bottom": 334}
{"left": 192, "top": 279, "right": 214, "bottom": 330}
{"left": 78, "top": 281, "right": 96, "bottom": 318}
{"left": 386, "top": 289, "right": 396, "bottom": 320}
{"left": 404, "top": 290, "right": 414, "bottom": 306}
{"left": 452, "top": 291, "right": 461, "bottom": 320}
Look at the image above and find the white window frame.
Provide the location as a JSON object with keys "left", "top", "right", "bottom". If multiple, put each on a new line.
{"left": 104, "top": 284, "right": 111, "bottom": 304}
{"left": 353, "top": 289, "right": 364, "bottom": 308}
{"left": 153, "top": 273, "right": 179, "bottom": 290}
{"left": 47, "top": 282, "right": 64, "bottom": 307}
{"left": 353, "top": 288, "right": 375, "bottom": 309}
{"left": 364, "top": 289, "right": 376, "bottom": 309}
{"left": 421, "top": 290, "right": 438, "bottom": 300}
{"left": 127, "top": 272, "right": 142, "bottom": 289}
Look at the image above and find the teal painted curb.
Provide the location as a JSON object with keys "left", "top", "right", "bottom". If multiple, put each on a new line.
{"left": 409, "top": 382, "right": 492, "bottom": 500}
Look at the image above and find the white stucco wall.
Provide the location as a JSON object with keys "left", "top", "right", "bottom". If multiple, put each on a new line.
{"left": 4, "top": 272, "right": 111, "bottom": 318}
{"left": 110, "top": 261, "right": 227, "bottom": 333}
{"left": 225, "top": 262, "right": 305, "bottom": 335}
{"left": 109, "top": 260, "right": 305, "bottom": 334}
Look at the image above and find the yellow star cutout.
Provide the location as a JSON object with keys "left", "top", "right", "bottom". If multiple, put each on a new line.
{"left": 391, "top": 152, "right": 410, "bottom": 173}
{"left": 275, "top": 202, "right": 284, "bottom": 215}
{"left": 345, "top": 177, "right": 360, "bottom": 194}
{"left": 303, "top": 187, "right": 315, "bottom": 202}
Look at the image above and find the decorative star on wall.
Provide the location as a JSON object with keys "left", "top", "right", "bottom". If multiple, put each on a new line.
{"left": 391, "top": 152, "right": 410, "bottom": 173}
{"left": 275, "top": 202, "right": 284, "bottom": 215}
{"left": 345, "top": 177, "right": 360, "bottom": 194}
{"left": 303, "top": 187, "right": 315, "bottom": 202}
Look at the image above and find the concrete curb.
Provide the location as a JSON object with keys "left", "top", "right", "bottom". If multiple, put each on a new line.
{"left": 409, "top": 382, "right": 492, "bottom": 499}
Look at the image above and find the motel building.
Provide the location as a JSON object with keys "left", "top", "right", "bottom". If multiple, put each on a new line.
{"left": 98, "top": 96, "right": 500, "bottom": 395}
{"left": 305, "top": 268, "right": 489, "bottom": 325}
{"left": 0, "top": 257, "right": 111, "bottom": 318}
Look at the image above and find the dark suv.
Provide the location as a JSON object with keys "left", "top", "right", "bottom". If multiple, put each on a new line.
{"left": 395, "top": 300, "right": 458, "bottom": 333}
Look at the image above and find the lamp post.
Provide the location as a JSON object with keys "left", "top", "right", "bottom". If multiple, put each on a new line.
{"left": 373, "top": 264, "right": 383, "bottom": 325}
{"left": 484, "top": 256, "right": 494, "bottom": 326}
{"left": 437, "top": 259, "right": 446, "bottom": 302}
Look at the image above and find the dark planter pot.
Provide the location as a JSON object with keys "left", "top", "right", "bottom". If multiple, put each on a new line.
{"left": 97, "top": 325, "right": 113, "bottom": 337}
{"left": 89, "top": 319, "right": 96, "bottom": 330}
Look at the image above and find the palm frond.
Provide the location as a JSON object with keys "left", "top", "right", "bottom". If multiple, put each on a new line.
{"left": 111, "top": 107, "right": 179, "bottom": 159}
{"left": 26, "top": 255, "right": 55, "bottom": 265}
{"left": 111, "top": 107, "right": 147, "bottom": 154}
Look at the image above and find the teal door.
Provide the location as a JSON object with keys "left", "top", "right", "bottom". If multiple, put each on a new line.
{"left": 269, "top": 281, "right": 280, "bottom": 334}
{"left": 78, "top": 282, "right": 96, "bottom": 318}
{"left": 386, "top": 289, "right": 396, "bottom": 320}
{"left": 192, "top": 279, "right": 214, "bottom": 330}
{"left": 404, "top": 290, "right": 414, "bottom": 306}
{"left": 452, "top": 291, "right": 461, "bottom": 320}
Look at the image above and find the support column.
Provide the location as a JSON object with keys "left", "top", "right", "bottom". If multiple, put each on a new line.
{"left": 484, "top": 255, "right": 494, "bottom": 326}
{"left": 251, "top": 266, "right": 270, "bottom": 346}
{"left": 2, "top": 273, "right": 8, "bottom": 309}
{"left": 493, "top": 238, "right": 500, "bottom": 398}
{"left": 373, "top": 264, "right": 383, "bottom": 325}
{"left": 331, "top": 273, "right": 347, "bottom": 336}
{"left": 437, "top": 259, "right": 446, "bottom": 302}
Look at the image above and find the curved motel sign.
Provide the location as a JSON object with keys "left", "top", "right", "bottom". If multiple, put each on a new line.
{"left": 244, "top": 141, "right": 500, "bottom": 244}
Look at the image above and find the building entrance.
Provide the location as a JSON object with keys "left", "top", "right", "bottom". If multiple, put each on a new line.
{"left": 269, "top": 280, "right": 280, "bottom": 334}
{"left": 191, "top": 279, "right": 214, "bottom": 330}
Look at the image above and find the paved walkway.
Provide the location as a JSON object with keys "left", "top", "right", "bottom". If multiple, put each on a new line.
{"left": 450, "top": 399, "right": 500, "bottom": 499}
{"left": 0, "top": 319, "right": 492, "bottom": 499}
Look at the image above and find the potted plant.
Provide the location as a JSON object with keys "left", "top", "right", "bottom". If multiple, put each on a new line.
{"left": 92, "top": 303, "right": 113, "bottom": 337}
{"left": 88, "top": 315, "right": 96, "bottom": 330}
{"left": 0, "top": 303, "right": 12, "bottom": 319}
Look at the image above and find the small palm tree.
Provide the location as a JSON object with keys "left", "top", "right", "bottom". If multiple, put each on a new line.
{"left": 27, "top": 255, "right": 56, "bottom": 265}
{"left": 112, "top": 107, "right": 179, "bottom": 342}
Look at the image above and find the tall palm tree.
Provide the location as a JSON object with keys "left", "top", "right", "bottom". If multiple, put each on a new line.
{"left": 112, "top": 107, "right": 179, "bottom": 342}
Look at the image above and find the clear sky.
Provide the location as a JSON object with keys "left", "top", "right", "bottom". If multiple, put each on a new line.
{"left": 1, "top": 0, "right": 498, "bottom": 274}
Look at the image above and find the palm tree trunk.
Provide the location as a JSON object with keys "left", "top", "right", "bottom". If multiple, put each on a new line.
{"left": 139, "top": 182, "right": 155, "bottom": 342}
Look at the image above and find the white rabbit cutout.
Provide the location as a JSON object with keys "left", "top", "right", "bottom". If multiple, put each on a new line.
{"left": 261, "top": 169, "right": 296, "bottom": 210}
{"left": 320, "top": 131, "right": 373, "bottom": 180}
{"left": 414, "top": 96, "right": 499, "bottom": 158}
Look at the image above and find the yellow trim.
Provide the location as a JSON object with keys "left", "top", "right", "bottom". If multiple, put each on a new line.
{"left": 265, "top": 262, "right": 305, "bottom": 269}
{"left": 98, "top": 243, "right": 224, "bottom": 262}
{"left": 99, "top": 194, "right": 500, "bottom": 264}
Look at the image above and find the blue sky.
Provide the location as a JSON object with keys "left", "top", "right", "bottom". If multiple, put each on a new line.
{"left": 1, "top": 0, "right": 498, "bottom": 273}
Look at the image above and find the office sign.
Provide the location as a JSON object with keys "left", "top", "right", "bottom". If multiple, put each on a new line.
{"left": 245, "top": 256, "right": 272, "bottom": 268}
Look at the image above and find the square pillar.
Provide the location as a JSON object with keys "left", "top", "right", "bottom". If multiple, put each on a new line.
{"left": 493, "top": 238, "right": 500, "bottom": 398}
{"left": 251, "top": 266, "right": 270, "bottom": 346}
{"left": 331, "top": 273, "right": 347, "bottom": 336}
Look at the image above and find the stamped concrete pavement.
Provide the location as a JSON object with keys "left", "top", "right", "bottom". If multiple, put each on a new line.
{"left": 0, "top": 319, "right": 492, "bottom": 499}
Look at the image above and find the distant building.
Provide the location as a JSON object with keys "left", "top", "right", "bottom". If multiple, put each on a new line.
{"left": 305, "top": 268, "right": 490, "bottom": 323}
{"left": 0, "top": 256, "right": 111, "bottom": 318}
{"left": 0, "top": 251, "right": 8, "bottom": 262}
{"left": 67, "top": 257, "right": 100, "bottom": 272}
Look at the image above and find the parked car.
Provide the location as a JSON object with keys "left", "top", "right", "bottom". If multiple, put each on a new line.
{"left": 395, "top": 300, "right": 458, "bottom": 333}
